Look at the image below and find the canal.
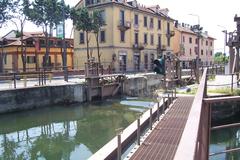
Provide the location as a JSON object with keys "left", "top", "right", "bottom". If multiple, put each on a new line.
{"left": 0, "top": 98, "right": 152, "bottom": 160}
{"left": 210, "top": 102, "right": 240, "bottom": 160}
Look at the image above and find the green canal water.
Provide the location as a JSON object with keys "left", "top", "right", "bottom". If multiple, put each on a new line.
{"left": 210, "top": 102, "right": 240, "bottom": 160}
{"left": 0, "top": 98, "right": 152, "bottom": 160}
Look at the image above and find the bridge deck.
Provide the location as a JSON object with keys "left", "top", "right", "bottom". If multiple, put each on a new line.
{"left": 129, "top": 96, "right": 194, "bottom": 160}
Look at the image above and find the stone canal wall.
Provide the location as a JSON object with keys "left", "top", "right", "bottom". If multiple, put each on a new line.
{"left": 0, "top": 84, "right": 86, "bottom": 114}
{"left": 123, "top": 74, "right": 163, "bottom": 97}
{"left": 0, "top": 74, "right": 161, "bottom": 113}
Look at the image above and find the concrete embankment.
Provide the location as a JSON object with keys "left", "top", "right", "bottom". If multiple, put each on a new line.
{"left": 0, "top": 84, "right": 86, "bottom": 114}
{"left": 0, "top": 73, "right": 163, "bottom": 114}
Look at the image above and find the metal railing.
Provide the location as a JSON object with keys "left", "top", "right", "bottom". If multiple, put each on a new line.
{"left": 174, "top": 68, "right": 209, "bottom": 160}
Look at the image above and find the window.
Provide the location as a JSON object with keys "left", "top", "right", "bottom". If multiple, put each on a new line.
{"left": 120, "top": 31, "right": 125, "bottom": 42}
{"left": 144, "top": 33, "right": 148, "bottom": 44}
{"left": 195, "top": 47, "right": 198, "bottom": 55}
{"left": 120, "top": 10, "right": 125, "bottom": 25}
{"left": 158, "top": 35, "right": 161, "bottom": 47}
{"left": 99, "top": 10, "right": 106, "bottom": 24}
{"left": 183, "top": 36, "right": 185, "bottom": 43}
{"left": 4, "top": 55, "right": 7, "bottom": 64}
{"left": 134, "top": 32, "right": 138, "bottom": 44}
{"left": 190, "top": 48, "right": 192, "bottom": 55}
{"left": 201, "top": 49, "right": 203, "bottom": 55}
{"left": 167, "top": 22, "right": 170, "bottom": 34}
{"left": 100, "top": 30, "right": 105, "bottom": 42}
{"left": 195, "top": 38, "right": 198, "bottom": 44}
{"left": 144, "top": 16, "right": 147, "bottom": 27}
{"left": 167, "top": 37, "right": 170, "bottom": 47}
{"left": 206, "top": 40, "right": 208, "bottom": 46}
{"left": 158, "top": 19, "right": 161, "bottom": 30}
{"left": 134, "top": 14, "right": 138, "bottom": 25}
{"left": 144, "top": 54, "right": 148, "bottom": 70}
{"left": 150, "top": 34, "right": 154, "bottom": 45}
{"left": 27, "top": 56, "right": 36, "bottom": 64}
{"left": 210, "top": 41, "right": 213, "bottom": 46}
{"left": 80, "top": 32, "right": 85, "bottom": 44}
{"left": 189, "top": 37, "right": 192, "bottom": 44}
{"left": 210, "top": 50, "right": 213, "bottom": 56}
{"left": 150, "top": 18, "right": 154, "bottom": 28}
{"left": 40, "top": 40, "right": 45, "bottom": 47}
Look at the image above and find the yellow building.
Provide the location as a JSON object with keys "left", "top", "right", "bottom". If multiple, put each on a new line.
{"left": 0, "top": 31, "right": 74, "bottom": 73}
{"left": 74, "top": 0, "right": 175, "bottom": 72}
{"left": 173, "top": 22, "right": 215, "bottom": 68}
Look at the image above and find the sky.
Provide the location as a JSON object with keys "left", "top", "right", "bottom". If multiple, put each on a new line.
{"left": 1, "top": 0, "right": 240, "bottom": 54}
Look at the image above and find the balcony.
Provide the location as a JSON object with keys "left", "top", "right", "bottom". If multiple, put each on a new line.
{"left": 157, "top": 45, "right": 167, "bottom": 51}
{"left": 133, "top": 43, "right": 144, "bottom": 51}
{"left": 166, "top": 31, "right": 175, "bottom": 38}
{"left": 118, "top": 20, "right": 131, "bottom": 31}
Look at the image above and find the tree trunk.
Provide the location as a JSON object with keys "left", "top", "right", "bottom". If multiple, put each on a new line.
{"left": 86, "top": 31, "right": 90, "bottom": 60}
{"left": 96, "top": 33, "right": 101, "bottom": 65}
{"left": 21, "top": 23, "right": 26, "bottom": 72}
{"left": 44, "top": 27, "right": 50, "bottom": 68}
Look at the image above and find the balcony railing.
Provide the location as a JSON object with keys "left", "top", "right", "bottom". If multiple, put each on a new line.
{"left": 133, "top": 43, "right": 144, "bottom": 51}
{"left": 118, "top": 20, "right": 131, "bottom": 31}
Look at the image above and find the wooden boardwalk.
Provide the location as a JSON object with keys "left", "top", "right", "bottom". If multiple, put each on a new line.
{"left": 130, "top": 97, "right": 194, "bottom": 160}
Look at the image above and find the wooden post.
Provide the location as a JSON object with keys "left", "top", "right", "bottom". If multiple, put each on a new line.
{"left": 137, "top": 119, "right": 140, "bottom": 145}
{"left": 13, "top": 73, "right": 16, "bottom": 89}
{"left": 162, "top": 97, "right": 165, "bottom": 114}
{"left": 167, "top": 94, "right": 170, "bottom": 107}
{"left": 117, "top": 134, "right": 121, "bottom": 160}
{"left": 231, "top": 74, "right": 234, "bottom": 93}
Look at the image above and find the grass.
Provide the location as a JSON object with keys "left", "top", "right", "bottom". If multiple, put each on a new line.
{"left": 208, "top": 88, "right": 240, "bottom": 96}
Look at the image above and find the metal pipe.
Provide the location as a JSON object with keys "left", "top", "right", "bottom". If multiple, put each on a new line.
{"left": 117, "top": 134, "right": 121, "bottom": 160}
{"left": 231, "top": 74, "right": 234, "bottom": 93}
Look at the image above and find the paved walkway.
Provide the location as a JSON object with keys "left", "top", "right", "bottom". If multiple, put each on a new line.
{"left": 129, "top": 97, "right": 194, "bottom": 160}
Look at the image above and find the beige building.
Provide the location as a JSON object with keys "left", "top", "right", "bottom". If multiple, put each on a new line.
{"left": 173, "top": 23, "right": 215, "bottom": 68}
{"left": 74, "top": 0, "right": 175, "bottom": 72}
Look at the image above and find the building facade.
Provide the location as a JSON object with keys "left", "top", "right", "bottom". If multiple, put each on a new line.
{"left": 173, "top": 23, "right": 215, "bottom": 69}
{"left": 74, "top": 0, "right": 175, "bottom": 72}
{"left": 0, "top": 31, "right": 74, "bottom": 73}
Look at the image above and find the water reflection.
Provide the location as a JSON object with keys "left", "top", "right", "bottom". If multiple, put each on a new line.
{"left": 0, "top": 98, "right": 149, "bottom": 160}
{"left": 210, "top": 127, "right": 240, "bottom": 160}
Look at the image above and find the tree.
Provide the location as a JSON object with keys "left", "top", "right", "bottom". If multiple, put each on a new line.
{"left": 71, "top": 7, "right": 93, "bottom": 60}
{"left": 11, "top": 0, "right": 29, "bottom": 72}
{"left": 92, "top": 11, "right": 104, "bottom": 65}
{"left": 214, "top": 52, "right": 229, "bottom": 64}
{"left": 0, "top": 0, "right": 17, "bottom": 28}
{"left": 23, "top": 0, "right": 70, "bottom": 68}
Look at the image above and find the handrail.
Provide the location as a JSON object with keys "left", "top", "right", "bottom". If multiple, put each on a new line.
{"left": 174, "top": 68, "right": 208, "bottom": 160}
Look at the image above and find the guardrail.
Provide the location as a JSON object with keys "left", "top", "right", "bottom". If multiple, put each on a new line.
{"left": 174, "top": 68, "right": 209, "bottom": 160}
{"left": 89, "top": 90, "right": 176, "bottom": 160}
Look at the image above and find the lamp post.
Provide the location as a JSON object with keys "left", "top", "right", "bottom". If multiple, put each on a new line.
{"left": 217, "top": 25, "right": 227, "bottom": 64}
{"left": 189, "top": 13, "right": 201, "bottom": 83}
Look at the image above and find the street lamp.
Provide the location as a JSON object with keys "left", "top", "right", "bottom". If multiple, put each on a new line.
{"left": 189, "top": 13, "right": 201, "bottom": 83}
{"left": 217, "top": 25, "right": 227, "bottom": 64}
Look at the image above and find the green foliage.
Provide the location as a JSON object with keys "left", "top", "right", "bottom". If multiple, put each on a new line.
{"left": 0, "top": 0, "right": 17, "bottom": 27}
{"left": 92, "top": 10, "right": 104, "bottom": 33}
{"left": 214, "top": 52, "right": 229, "bottom": 64}
{"left": 70, "top": 7, "right": 93, "bottom": 32}
{"left": 23, "top": 0, "right": 70, "bottom": 28}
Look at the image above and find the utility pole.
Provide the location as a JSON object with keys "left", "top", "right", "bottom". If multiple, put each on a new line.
{"left": 189, "top": 14, "right": 201, "bottom": 83}
{"left": 62, "top": 0, "right": 68, "bottom": 82}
